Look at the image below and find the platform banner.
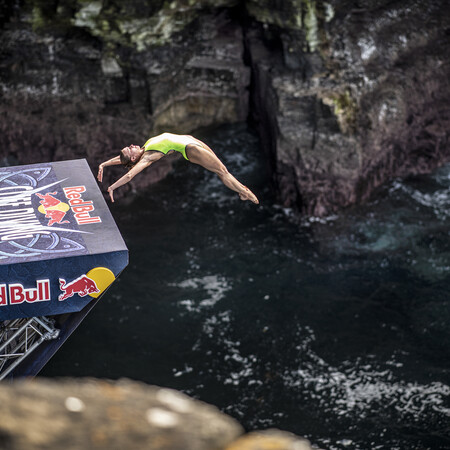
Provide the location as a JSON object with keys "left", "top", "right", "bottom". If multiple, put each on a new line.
{"left": 0, "top": 159, "right": 128, "bottom": 320}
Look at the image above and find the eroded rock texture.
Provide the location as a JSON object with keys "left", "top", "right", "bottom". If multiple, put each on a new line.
{"left": 0, "top": 0, "right": 448, "bottom": 213}
{"left": 246, "top": 0, "right": 450, "bottom": 215}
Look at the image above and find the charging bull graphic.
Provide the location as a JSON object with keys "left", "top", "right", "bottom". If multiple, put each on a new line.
{"left": 36, "top": 191, "right": 61, "bottom": 209}
{"left": 36, "top": 191, "right": 70, "bottom": 226}
{"left": 59, "top": 274, "right": 100, "bottom": 301}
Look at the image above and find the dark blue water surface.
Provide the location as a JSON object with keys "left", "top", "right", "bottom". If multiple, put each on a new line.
{"left": 42, "top": 124, "right": 450, "bottom": 450}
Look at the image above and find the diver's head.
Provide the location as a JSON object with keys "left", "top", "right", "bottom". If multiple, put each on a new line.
{"left": 120, "top": 145, "right": 142, "bottom": 169}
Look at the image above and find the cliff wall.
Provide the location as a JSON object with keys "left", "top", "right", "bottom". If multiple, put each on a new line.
{"left": 0, "top": 0, "right": 448, "bottom": 214}
{"left": 246, "top": 0, "right": 450, "bottom": 214}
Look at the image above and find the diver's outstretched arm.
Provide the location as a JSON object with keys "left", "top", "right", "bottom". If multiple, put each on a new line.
{"left": 107, "top": 152, "right": 164, "bottom": 202}
{"left": 98, "top": 156, "right": 122, "bottom": 182}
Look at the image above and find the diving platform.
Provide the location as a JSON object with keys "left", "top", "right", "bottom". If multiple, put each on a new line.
{"left": 0, "top": 159, "right": 128, "bottom": 379}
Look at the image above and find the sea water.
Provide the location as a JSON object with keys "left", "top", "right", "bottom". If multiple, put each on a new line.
{"left": 42, "top": 124, "right": 450, "bottom": 449}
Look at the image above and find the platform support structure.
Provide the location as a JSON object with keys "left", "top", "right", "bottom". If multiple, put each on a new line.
{"left": 0, "top": 318, "right": 60, "bottom": 380}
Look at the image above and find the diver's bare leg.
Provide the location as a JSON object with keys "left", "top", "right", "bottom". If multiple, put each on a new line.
{"left": 186, "top": 144, "right": 259, "bottom": 204}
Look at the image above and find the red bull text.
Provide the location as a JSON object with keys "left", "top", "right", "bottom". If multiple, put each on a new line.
{"left": 63, "top": 186, "right": 101, "bottom": 225}
{"left": 0, "top": 279, "right": 50, "bottom": 306}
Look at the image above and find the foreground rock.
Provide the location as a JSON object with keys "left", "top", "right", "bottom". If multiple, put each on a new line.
{"left": 0, "top": 378, "right": 312, "bottom": 450}
{"left": 226, "top": 430, "right": 313, "bottom": 450}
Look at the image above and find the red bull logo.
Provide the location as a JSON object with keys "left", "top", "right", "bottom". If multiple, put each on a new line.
{"left": 59, "top": 275, "right": 100, "bottom": 301}
{"left": 0, "top": 268, "right": 114, "bottom": 308}
{"left": 36, "top": 192, "right": 70, "bottom": 226}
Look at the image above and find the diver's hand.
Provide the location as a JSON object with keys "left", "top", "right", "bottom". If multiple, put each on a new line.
{"left": 97, "top": 164, "right": 104, "bottom": 182}
{"left": 107, "top": 186, "right": 114, "bottom": 202}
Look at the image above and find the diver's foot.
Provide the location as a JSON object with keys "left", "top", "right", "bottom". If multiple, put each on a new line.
{"left": 239, "top": 187, "right": 259, "bottom": 204}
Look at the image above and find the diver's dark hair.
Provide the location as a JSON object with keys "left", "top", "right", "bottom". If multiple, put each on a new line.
{"left": 120, "top": 147, "right": 135, "bottom": 169}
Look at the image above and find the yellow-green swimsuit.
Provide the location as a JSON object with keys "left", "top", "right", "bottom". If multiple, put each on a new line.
{"left": 143, "top": 135, "right": 194, "bottom": 160}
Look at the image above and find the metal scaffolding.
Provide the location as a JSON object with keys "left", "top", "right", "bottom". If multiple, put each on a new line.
{"left": 0, "top": 317, "right": 60, "bottom": 380}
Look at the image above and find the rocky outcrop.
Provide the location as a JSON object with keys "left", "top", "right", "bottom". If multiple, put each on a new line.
{"left": 245, "top": 0, "right": 450, "bottom": 215}
{"left": 0, "top": 378, "right": 313, "bottom": 450}
{"left": 0, "top": 0, "right": 448, "bottom": 213}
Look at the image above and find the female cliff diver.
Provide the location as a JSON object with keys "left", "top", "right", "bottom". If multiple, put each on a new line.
{"left": 97, "top": 132, "right": 259, "bottom": 204}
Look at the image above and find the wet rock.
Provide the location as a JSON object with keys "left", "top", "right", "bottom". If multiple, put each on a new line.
{"left": 0, "top": 378, "right": 243, "bottom": 450}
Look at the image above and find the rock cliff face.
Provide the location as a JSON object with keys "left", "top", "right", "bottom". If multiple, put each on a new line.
{"left": 246, "top": 0, "right": 450, "bottom": 215}
{"left": 0, "top": 0, "right": 448, "bottom": 213}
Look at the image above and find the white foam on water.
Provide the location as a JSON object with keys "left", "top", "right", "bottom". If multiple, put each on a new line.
{"left": 284, "top": 362, "right": 450, "bottom": 419}
{"left": 390, "top": 178, "right": 450, "bottom": 220}
{"left": 281, "top": 327, "right": 450, "bottom": 421}
{"left": 192, "top": 315, "right": 450, "bottom": 424}
{"left": 173, "top": 364, "right": 193, "bottom": 378}
{"left": 172, "top": 275, "right": 232, "bottom": 313}
{"left": 194, "top": 309, "right": 262, "bottom": 388}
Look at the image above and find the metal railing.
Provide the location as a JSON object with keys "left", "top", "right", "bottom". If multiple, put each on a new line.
{"left": 0, "top": 317, "right": 60, "bottom": 380}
